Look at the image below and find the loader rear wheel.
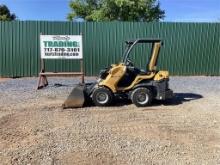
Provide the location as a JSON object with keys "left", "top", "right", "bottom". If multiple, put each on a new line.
{"left": 92, "top": 87, "right": 113, "bottom": 106}
{"left": 131, "top": 87, "right": 152, "bottom": 107}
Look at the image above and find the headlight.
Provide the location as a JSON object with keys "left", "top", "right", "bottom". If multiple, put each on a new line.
{"left": 97, "top": 78, "right": 102, "bottom": 83}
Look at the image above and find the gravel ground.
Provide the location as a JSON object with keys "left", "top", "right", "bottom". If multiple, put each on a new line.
{"left": 0, "top": 76, "right": 220, "bottom": 165}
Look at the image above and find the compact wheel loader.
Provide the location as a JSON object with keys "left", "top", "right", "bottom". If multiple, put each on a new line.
{"left": 63, "top": 38, "right": 173, "bottom": 108}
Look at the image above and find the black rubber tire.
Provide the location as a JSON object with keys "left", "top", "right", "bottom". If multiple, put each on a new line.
{"left": 92, "top": 87, "right": 113, "bottom": 106}
{"left": 131, "top": 87, "right": 153, "bottom": 107}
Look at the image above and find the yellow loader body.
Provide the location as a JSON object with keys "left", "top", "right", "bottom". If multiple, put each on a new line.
{"left": 63, "top": 38, "right": 173, "bottom": 108}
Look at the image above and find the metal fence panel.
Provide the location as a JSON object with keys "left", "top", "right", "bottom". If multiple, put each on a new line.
{"left": 0, "top": 21, "right": 219, "bottom": 77}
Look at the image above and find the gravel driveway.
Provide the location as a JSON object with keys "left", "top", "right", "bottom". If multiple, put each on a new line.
{"left": 0, "top": 76, "right": 220, "bottom": 165}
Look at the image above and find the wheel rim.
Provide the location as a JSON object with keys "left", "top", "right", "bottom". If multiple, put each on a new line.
{"left": 96, "top": 92, "right": 109, "bottom": 104}
{"left": 137, "top": 92, "right": 149, "bottom": 105}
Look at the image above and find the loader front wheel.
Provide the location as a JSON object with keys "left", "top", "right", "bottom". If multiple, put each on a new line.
{"left": 131, "top": 87, "right": 152, "bottom": 107}
{"left": 92, "top": 87, "right": 113, "bottom": 106}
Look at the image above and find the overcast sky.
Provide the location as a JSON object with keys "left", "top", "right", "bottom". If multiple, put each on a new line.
{"left": 1, "top": 0, "right": 220, "bottom": 22}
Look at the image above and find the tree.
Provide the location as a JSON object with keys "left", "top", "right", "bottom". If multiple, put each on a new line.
{"left": 67, "top": 0, "right": 165, "bottom": 22}
{"left": 0, "top": 4, "right": 16, "bottom": 21}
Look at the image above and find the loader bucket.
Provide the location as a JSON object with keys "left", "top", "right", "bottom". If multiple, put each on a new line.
{"left": 62, "top": 84, "right": 86, "bottom": 108}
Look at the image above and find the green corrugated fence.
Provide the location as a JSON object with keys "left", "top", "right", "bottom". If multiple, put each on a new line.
{"left": 0, "top": 21, "right": 219, "bottom": 77}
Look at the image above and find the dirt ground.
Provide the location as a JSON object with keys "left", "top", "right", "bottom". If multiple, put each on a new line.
{"left": 0, "top": 77, "right": 219, "bottom": 165}
{"left": 0, "top": 78, "right": 10, "bottom": 82}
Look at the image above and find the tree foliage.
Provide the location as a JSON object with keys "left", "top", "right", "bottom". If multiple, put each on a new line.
{"left": 0, "top": 4, "right": 16, "bottom": 21}
{"left": 67, "top": 0, "right": 165, "bottom": 22}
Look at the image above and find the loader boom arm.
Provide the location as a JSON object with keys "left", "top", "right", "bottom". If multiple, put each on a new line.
{"left": 148, "top": 42, "right": 161, "bottom": 71}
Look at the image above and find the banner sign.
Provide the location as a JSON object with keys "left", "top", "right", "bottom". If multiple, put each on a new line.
{"left": 40, "top": 35, "right": 83, "bottom": 59}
